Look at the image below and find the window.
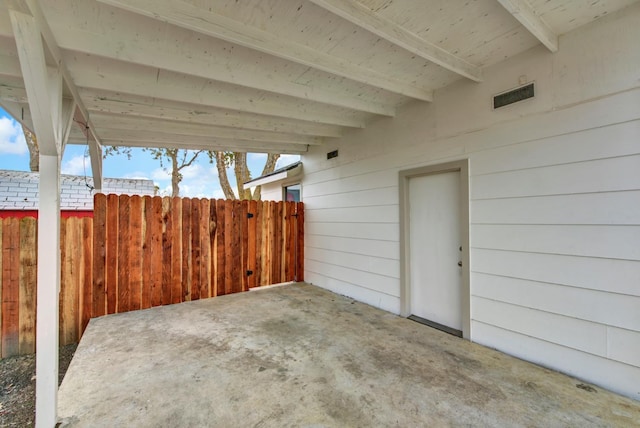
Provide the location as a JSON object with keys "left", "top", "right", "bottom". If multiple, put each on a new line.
{"left": 284, "top": 184, "right": 301, "bottom": 202}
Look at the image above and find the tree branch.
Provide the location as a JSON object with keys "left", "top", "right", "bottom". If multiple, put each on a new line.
{"left": 214, "top": 151, "right": 236, "bottom": 199}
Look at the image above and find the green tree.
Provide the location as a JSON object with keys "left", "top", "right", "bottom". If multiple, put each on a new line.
{"left": 212, "top": 151, "right": 280, "bottom": 200}
{"left": 106, "top": 147, "right": 280, "bottom": 199}
{"left": 22, "top": 125, "right": 39, "bottom": 172}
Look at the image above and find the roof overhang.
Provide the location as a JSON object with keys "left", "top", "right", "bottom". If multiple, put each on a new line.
{"left": 245, "top": 162, "right": 303, "bottom": 188}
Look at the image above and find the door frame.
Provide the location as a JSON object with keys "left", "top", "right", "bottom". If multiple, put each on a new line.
{"left": 399, "top": 159, "right": 471, "bottom": 339}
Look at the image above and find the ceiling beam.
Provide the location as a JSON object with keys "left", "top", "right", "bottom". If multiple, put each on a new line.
{"left": 9, "top": 8, "right": 58, "bottom": 155}
{"left": 76, "top": 129, "right": 312, "bottom": 147}
{"left": 0, "top": 80, "right": 29, "bottom": 103}
{"left": 496, "top": 0, "right": 558, "bottom": 52}
{"left": 66, "top": 54, "right": 367, "bottom": 128}
{"left": 0, "top": 81, "right": 345, "bottom": 138}
{"left": 85, "top": 114, "right": 323, "bottom": 145}
{"left": 81, "top": 94, "right": 345, "bottom": 138}
{"left": 0, "top": 52, "right": 22, "bottom": 76}
{"left": 98, "top": 0, "right": 434, "bottom": 102}
{"left": 0, "top": 100, "right": 34, "bottom": 131}
{"left": 9, "top": 0, "right": 104, "bottom": 187}
{"left": 308, "top": 0, "right": 482, "bottom": 82}
{"left": 39, "top": 0, "right": 395, "bottom": 116}
{"left": 77, "top": 138, "right": 309, "bottom": 155}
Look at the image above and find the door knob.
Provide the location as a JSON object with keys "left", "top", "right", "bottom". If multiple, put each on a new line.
{"left": 458, "top": 261, "right": 462, "bottom": 267}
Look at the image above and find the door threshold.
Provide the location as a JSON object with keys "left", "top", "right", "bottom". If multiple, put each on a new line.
{"left": 408, "top": 315, "right": 462, "bottom": 338}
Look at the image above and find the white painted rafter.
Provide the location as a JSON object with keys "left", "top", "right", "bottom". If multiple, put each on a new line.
{"left": 7, "top": 0, "right": 104, "bottom": 186}
{"left": 496, "top": 0, "right": 558, "bottom": 52}
{"left": 0, "top": 100, "right": 34, "bottom": 132}
{"left": 66, "top": 55, "right": 367, "bottom": 129}
{"left": 98, "top": 0, "right": 434, "bottom": 102}
{"left": 38, "top": 0, "right": 395, "bottom": 117}
{"left": 81, "top": 115, "right": 323, "bottom": 145}
{"left": 81, "top": 95, "right": 344, "bottom": 138}
{"left": 69, "top": 129, "right": 317, "bottom": 149}
{"left": 308, "top": 0, "right": 482, "bottom": 82}
{"left": 81, "top": 137, "right": 309, "bottom": 155}
{"left": 0, "top": 77, "right": 346, "bottom": 138}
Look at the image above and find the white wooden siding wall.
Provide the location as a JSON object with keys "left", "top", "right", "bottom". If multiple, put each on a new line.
{"left": 260, "top": 182, "right": 284, "bottom": 202}
{"left": 301, "top": 4, "right": 640, "bottom": 399}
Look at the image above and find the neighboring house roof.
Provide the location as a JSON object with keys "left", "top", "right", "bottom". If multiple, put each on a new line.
{"left": 0, "top": 170, "right": 156, "bottom": 211}
{"left": 244, "top": 161, "right": 303, "bottom": 187}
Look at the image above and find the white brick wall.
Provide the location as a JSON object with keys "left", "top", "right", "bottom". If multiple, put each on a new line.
{"left": 0, "top": 170, "right": 156, "bottom": 211}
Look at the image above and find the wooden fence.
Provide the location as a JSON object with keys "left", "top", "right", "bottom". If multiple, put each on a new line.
{"left": 0, "top": 195, "right": 304, "bottom": 358}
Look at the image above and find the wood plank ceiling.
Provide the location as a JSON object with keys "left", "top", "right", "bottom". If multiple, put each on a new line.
{"left": 0, "top": 0, "right": 637, "bottom": 155}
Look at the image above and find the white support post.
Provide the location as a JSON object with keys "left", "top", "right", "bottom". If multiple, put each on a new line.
{"left": 8, "top": 7, "right": 63, "bottom": 428}
{"left": 35, "top": 154, "right": 61, "bottom": 428}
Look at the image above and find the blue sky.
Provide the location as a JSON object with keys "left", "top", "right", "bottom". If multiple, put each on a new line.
{"left": 0, "top": 107, "right": 299, "bottom": 198}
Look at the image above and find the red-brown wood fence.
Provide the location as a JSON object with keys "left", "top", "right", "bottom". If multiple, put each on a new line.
{"left": 0, "top": 195, "right": 304, "bottom": 358}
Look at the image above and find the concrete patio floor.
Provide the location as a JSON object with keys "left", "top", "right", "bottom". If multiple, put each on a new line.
{"left": 58, "top": 283, "right": 640, "bottom": 427}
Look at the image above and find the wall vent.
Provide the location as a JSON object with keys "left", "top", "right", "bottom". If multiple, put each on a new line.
{"left": 493, "top": 83, "right": 534, "bottom": 109}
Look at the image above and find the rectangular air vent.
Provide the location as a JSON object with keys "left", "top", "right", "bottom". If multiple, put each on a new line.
{"left": 493, "top": 83, "right": 534, "bottom": 109}
{"left": 327, "top": 150, "right": 338, "bottom": 160}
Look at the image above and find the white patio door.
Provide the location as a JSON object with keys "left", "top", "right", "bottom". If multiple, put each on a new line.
{"left": 408, "top": 170, "right": 463, "bottom": 335}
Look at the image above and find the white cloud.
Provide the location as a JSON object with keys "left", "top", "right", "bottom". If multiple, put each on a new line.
{"left": 123, "top": 171, "right": 151, "bottom": 180}
{"left": 61, "top": 155, "right": 91, "bottom": 175}
{"left": 151, "top": 167, "right": 171, "bottom": 181}
{"left": 152, "top": 162, "right": 221, "bottom": 198}
{"left": 211, "top": 189, "right": 226, "bottom": 200}
{"left": 0, "top": 117, "right": 28, "bottom": 155}
{"left": 248, "top": 153, "right": 267, "bottom": 162}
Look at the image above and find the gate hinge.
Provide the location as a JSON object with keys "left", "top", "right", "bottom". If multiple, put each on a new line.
{"left": 246, "top": 270, "right": 253, "bottom": 276}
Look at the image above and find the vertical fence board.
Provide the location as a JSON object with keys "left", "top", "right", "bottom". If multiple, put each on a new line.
{"left": 60, "top": 218, "right": 77, "bottom": 346}
{"left": 297, "top": 202, "right": 305, "bottom": 282}
{"left": 129, "top": 196, "right": 143, "bottom": 312}
{"left": 262, "top": 202, "right": 272, "bottom": 286}
{"left": 161, "top": 197, "right": 173, "bottom": 305}
{"left": 181, "top": 198, "right": 192, "bottom": 301}
{"left": 224, "top": 201, "right": 233, "bottom": 295}
{"left": 216, "top": 199, "right": 226, "bottom": 296}
{"left": 247, "top": 200, "right": 257, "bottom": 289}
{"left": 117, "top": 195, "right": 131, "bottom": 313}
{"left": 255, "top": 201, "right": 263, "bottom": 287}
{"left": 92, "top": 194, "right": 107, "bottom": 317}
{"left": 240, "top": 201, "right": 249, "bottom": 292}
{"left": 233, "top": 201, "right": 244, "bottom": 293}
{"left": 199, "top": 199, "right": 211, "bottom": 299}
{"left": 273, "top": 202, "right": 283, "bottom": 284}
{"left": 18, "top": 218, "right": 36, "bottom": 354}
{"left": 284, "top": 203, "right": 293, "bottom": 282}
{"left": 2, "top": 218, "right": 20, "bottom": 357}
{"left": 149, "top": 197, "right": 163, "bottom": 308}
{"left": 142, "top": 196, "right": 152, "bottom": 309}
{"left": 171, "top": 197, "right": 183, "bottom": 304}
{"left": 81, "top": 217, "right": 92, "bottom": 335}
{"left": 209, "top": 201, "right": 217, "bottom": 297}
{"left": 191, "top": 199, "right": 201, "bottom": 301}
{"left": 105, "top": 194, "right": 119, "bottom": 314}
